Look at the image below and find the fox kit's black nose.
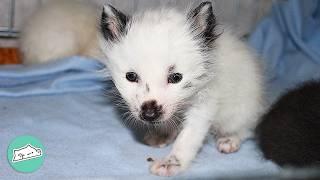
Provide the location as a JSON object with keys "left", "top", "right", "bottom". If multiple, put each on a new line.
{"left": 140, "top": 100, "right": 162, "bottom": 122}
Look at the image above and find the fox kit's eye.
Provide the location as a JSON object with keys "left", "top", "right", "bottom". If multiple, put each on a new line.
{"left": 126, "top": 72, "right": 139, "bottom": 82}
{"left": 168, "top": 73, "right": 183, "bottom": 84}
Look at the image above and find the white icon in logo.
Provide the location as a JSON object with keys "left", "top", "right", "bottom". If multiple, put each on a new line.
{"left": 12, "top": 144, "right": 42, "bottom": 163}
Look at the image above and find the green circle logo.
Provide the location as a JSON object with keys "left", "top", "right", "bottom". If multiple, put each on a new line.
{"left": 7, "top": 136, "right": 45, "bottom": 173}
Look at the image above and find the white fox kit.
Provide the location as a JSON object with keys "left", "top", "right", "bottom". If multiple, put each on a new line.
{"left": 21, "top": 1, "right": 265, "bottom": 176}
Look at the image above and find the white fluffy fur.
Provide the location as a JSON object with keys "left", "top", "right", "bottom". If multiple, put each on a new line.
{"left": 21, "top": 1, "right": 265, "bottom": 176}
{"left": 20, "top": 0, "right": 103, "bottom": 64}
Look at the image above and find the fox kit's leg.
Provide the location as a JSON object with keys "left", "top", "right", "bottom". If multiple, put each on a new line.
{"left": 149, "top": 101, "right": 216, "bottom": 176}
{"left": 210, "top": 127, "right": 241, "bottom": 153}
{"left": 211, "top": 110, "right": 257, "bottom": 154}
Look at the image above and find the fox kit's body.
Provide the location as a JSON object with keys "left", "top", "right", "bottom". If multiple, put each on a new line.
{"left": 20, "top": 0, "right": 102, "bottom": 64}
{"left": 22, "top": 1, "right": 265, "bottom": 176}
{"left": 100, "top": 3, "right": 264, "bottom": 176}
{"left": 256, "top": 81, "right": 320, "bottom": 167}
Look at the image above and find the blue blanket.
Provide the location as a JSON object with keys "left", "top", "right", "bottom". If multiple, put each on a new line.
{"left": 0, "top": 58, "right": 277, "bottom": 179}
{"left": 249, "top": 0, "right": 320, "bottom": 102}
{"left": 1, "top": 0, "right": 319, "bottom": 179}
{"left": 0, "top": 57, "right": 106, "bottom": 97}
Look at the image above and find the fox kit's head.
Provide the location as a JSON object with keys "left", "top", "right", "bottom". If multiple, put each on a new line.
{"left": 100, "top": 2, "right": 218, "bottom": 127}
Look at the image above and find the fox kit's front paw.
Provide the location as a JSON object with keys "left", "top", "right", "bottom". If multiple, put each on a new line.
{"left": 149, "top": 155, "right": 183, "bottom": 176}
{"left": 217, "top": 136, "right": 240, "bottom": 153}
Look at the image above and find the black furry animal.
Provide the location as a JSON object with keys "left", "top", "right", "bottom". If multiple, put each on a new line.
{"left": 256, "top": 81, "right": 320, "bottom": 167}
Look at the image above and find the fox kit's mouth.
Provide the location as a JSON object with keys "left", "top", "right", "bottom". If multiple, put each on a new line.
{"left": 139, "top": 114, "right": 163, "bottom": 123}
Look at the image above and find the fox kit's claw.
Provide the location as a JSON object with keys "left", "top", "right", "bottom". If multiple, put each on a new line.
{"left": 217, "top": 136, "right": 240, "bottom": 153}
{"left": 149, "top": 155, "right": 182, "bottom": 176}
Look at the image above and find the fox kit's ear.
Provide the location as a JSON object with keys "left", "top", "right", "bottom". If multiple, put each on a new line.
{"left": 188, "top": 2, "right": 218, "bottom": 48}
{"left": 101, "top": 4, "right": 130, "bottom": 42}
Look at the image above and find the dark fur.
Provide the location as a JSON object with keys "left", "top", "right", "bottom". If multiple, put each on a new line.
{"left": 100, "top": 4, "right": 130, "bottom": 42}
{"left": 188, "top": 2, "right": 219, "bottom": 51}
{"left": 256, "top": 81, "right": 320, "bottom": 167}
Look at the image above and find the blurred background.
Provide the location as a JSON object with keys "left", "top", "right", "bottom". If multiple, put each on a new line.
{"left": 0, "top": 0, "right": 274, "bottom": 64}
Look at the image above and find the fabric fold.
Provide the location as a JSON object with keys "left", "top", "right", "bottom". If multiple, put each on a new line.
{"left": 0, "top": 57, "right": 110, "bottom": 97}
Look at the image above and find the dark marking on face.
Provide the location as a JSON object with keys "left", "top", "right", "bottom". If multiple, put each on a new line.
{"left": 203, "top": 60, "right": 213, "bottom": 69}
{"left": 168, "top": 65, "right": 176, "bottom": 74}
{"left": 204, "top": 60, "right": 212, "bottom": 65}
{"left": 196, "top": 73, "right": 208, "bottom": 80}
{"left": 146, "top": 83, "right": 150, "bottom": 92}
{"left": 183, "top": 81, "right": 193, "bottom": 89}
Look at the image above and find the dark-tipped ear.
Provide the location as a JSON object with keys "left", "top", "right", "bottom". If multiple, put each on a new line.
{"left": 101, "top": 4, "right": 130, "bottom": 42}
{"left": 188, "top": 2, "right": 218, "bottom": 48}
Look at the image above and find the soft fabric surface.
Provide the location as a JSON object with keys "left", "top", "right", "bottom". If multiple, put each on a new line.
{"left": 0, "top": 57, "right": 106, "bottom": 97}
{"left": 1, "top": 0, "right": 319, "bottom": 179}
{"left": 0, "top": 57, "right": 278, "bottom": 179}
{"left": 0, "top": 88, "right": 277, "bottom": 179}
